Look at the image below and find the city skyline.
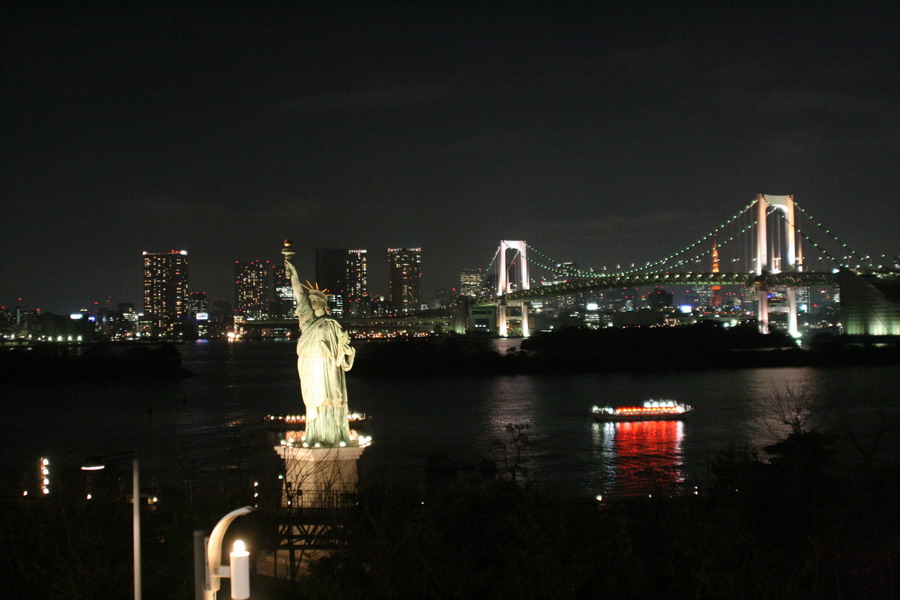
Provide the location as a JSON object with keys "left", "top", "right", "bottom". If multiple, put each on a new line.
{"left": 2, "top": 4, "right": 898, "bottom": 313}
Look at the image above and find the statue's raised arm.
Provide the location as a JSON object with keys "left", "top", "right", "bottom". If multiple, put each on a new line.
{"left": 284, "top": 257, "right": 315, "bottom": 326}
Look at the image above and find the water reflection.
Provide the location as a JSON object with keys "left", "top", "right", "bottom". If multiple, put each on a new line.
{"left": 592, "top": 420, "right": 685, "bottom": 497}
{"left": 487, "top": 377, "right": 540, "bottom": 433}
{"left": 3, "top": 341, "right": 897, "bottom": 502}
{"left": 742, "top": 368, "right": 826, "bottom": 448}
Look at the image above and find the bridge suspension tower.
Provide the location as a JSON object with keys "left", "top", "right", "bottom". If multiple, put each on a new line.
{"left": 496, "top": 240, "right": 530, "bottom": 337}
{"left": 754, "top": 194, "right": 802, "bottom": 337}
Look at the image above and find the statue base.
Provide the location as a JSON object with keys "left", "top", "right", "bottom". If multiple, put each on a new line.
{"left": 260, "top": 444, "right": 368, "bottom": 580}
{"left": 274, "top": 444, "right": 367, "bottom": 508}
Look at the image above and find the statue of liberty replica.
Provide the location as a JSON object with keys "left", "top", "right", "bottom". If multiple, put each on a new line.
{"left": 269, "top": 239, "right": 371, "bottom": 578}
{"left": 283, "top": 241, "right": 356, "bottom": 446}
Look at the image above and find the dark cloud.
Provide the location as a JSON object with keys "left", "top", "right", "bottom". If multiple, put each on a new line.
{"left": 1, "top": 4, "right": 897, "bottom": 312}
{"left": 113, "top": 194, "right": 230, "bottom": 218}
{"left": 753, "top": 89, "right": 889, "bottom": 117}
{"left": 272, "top": 81, "right": 458, "bottom": 115}
{"left": 762, "top": 130, "right": 831, "bottom": 160}
{"left": 250, "top": 198, "right": 325, "bottom": 223}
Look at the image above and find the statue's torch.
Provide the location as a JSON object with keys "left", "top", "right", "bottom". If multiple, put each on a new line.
{"left": 281, "top": 239, "right": 296, "bottom": 279}
{"left": 281, "top": 239, "right": 295, "bottom": 261}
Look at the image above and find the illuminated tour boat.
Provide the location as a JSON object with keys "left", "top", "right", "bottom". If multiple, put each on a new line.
{"left": 591, "top": 400, "right": 693, "bottom": 422}
{"left": 264, "top": 412, "right": 369, "bottom": 429}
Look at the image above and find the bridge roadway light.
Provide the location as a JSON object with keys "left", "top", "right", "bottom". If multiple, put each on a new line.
{"left": 81, "top": 453, "right": 141, "bottom": 600}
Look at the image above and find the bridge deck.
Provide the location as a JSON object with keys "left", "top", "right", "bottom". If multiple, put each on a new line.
{"left": 502, "top": 271, "right": 850, "bottom": 301}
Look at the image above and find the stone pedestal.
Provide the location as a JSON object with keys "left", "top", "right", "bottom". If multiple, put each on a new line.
{"left": 275, "top": 444, "right": 367, "bottom": 508}
{"left": 261, "top": 444, "right": 368, "bottom": 580}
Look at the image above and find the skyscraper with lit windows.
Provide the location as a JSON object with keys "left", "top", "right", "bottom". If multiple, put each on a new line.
{"left": 346, "top": 249, "right": 368, "bottom": 315}
{"left": 270, "top": 264, "right": 294, "bottom": 319}
{"left": 388, "top": 247, "right": 422, "bottom": 313}
{"left": 142, "top": 250, "right": 189, "bottom": 337}
{"left": 234, "top": 260, "right": 270, "bottom": 319}
{"left": 459, "top": 268, "right": 483, "bottom": 298}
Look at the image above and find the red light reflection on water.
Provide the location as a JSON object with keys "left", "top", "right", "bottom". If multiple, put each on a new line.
{"left": 596, "top": 420, "right": 685, "bottom": 496}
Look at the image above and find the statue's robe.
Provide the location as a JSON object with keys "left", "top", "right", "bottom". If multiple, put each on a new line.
{"left": 296, "top": 316, "right": 355, "bottom": 446}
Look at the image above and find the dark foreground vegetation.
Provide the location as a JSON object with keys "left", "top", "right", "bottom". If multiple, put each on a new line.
{"left": 297, "top": 444, "right": 900, "bottom": 600}
{"left": 3, "top": 421, "right": 898, "bottom": 600}
{"left": 354, "top": 324, "right": 899, "bottom": 376}
{"left": 0, "top": 343, "right": 192, "bottom": 383}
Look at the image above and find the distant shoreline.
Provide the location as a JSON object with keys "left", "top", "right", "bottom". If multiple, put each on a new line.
{"left": 351, "top": 326, "right": 899, "bottom": 377}
{"left": 0, "top": 343, "right": 193, "bottom": 383}
{"left": 2, "top": 328, "right": 897, "bottom": 382}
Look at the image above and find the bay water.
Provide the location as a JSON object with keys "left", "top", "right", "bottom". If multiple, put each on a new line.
{"left": 2, "top": 341, "right": 898, "bottom": 499}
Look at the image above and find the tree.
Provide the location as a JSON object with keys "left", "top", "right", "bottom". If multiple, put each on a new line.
{"left": 492, "top": 423, "right": 532, "bottom": 484}
{"left": 755, "top": 382, "right": 819, "bottom": 442}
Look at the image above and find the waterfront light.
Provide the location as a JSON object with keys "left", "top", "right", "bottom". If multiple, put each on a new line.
{"left": 39, "top": 457, "right": 50, "bottom": 495}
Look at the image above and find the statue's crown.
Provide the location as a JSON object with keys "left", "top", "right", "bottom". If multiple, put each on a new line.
{"left": 302, "top": 280, "right": 331, "bottom": 298}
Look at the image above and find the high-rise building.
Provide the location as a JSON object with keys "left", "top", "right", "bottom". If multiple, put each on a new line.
{"left": 648, "top": 287, "right": 674, "bottom": 309}
{"left": 100, "top": 302, "right": 137, "bottom": 340}
{"left": 188, "top": 291, "right": 209, "bottom": 316}
{"left": 346, "top": 249, "right": 368, "bottom": 315}
{"left": 270, "top": 265, "right": 294, "bottom": 319}
{"left": 142, "top": 250, "right": 189, "bottom": 337}
{"left": 434, "top": 288, "right": 456, "bottom": 309}
{"left": 209, "top": 299, "right": 233, "bottom": 338}
{"left": 234, "top": 260, "right": 271, "bottom": 319}
{"left": 388, "top": 247, "right": 422, "bottom": 313}
{"left": 315, "top": 249, "right": 347, "bottom": 317}
{"left": 187, "top": 291, "right": 209, "bottom": 339}
{"left": 459, "top": 268, "right": 483, "bottom": 298}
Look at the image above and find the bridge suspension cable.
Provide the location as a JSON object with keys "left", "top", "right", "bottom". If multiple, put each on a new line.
{"left": 526, "top": 198, "right": 760, "bottom": 278}
{"left": 522, "top": 196, "right": 878, "bottom": 280}
{"left": 647, "top": 212, "right": 765, "bottom": 273}
{"left": 791, "top": 201, "right": 876, "bottom": 269}
{"left": 475, "top": 246, "right": 500, "bottom": 298}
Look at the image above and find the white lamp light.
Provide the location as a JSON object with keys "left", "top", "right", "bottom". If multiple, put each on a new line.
{"left": 197, "top": 506, "right": 255, "bottom": 600}
{"left": 229, "top": 540, "right": 250, "bottom": 600}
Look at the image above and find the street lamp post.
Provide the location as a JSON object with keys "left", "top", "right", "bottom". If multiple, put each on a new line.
{"left": 131, "top": 457, "right": 141, "bottom": 600}
{"left": 195, "top": 506, "right": 255, "bottom": 600}
{"left": 82, "top": 453, "right": 141, "bottom": 600}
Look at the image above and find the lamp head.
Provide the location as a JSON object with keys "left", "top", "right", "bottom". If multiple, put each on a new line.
{"left": 80, "top": 457, "right": 106, "bottom": 471}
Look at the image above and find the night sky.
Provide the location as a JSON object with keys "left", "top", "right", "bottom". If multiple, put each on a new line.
{"left": 2, "top": 4, "right": 897, "bottom": 313}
